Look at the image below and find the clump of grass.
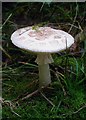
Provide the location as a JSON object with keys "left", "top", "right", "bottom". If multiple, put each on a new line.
{"left": 2, "top": 53, "right": 86, "bottom": 119}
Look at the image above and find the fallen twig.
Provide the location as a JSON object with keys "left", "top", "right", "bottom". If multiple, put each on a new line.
{"left": 62, "top": 104, "right": 86, "bottom": 117}
{"left": 1, "top": 97, "right": 21, "bottom": 117}
{"left": 72, "top": 104, "right": 86, "bottom": 114}
{"left": 68, "top": 3, "right": 78, "bottom": 33}
{"left": 40, "top": 92, "right": 55, "bottom": 107}
{"left": 22, "top": 89, "right": 39, "bottom": 100}
{"left": 1, "top": 13, "right": 12, "bottom": 29}
{"left": 55, "top": 72, "right": 67, "bottom": 96}
{"left": 22, "top": 86, "right": 55, "bottom": 107}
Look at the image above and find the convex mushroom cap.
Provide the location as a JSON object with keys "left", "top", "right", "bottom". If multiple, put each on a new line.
{"left": 11, "top": 26, "right": 74, "bottom": 87}
{"left": 11, "top": 26, "right": 74, "bottom": 53}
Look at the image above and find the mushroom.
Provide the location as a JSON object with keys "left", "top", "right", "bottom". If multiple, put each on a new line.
{"left": 11, "top": 26, "right": 74, "bottom": 88}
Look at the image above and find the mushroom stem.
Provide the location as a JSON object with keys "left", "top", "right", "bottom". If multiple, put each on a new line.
{"left": 38, "top": 63, "right": 51, "bottom": 87}
{"left": 35, "top": 53, "right": 54, "bottom": 88}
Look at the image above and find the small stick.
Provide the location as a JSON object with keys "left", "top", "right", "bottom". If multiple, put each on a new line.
{"left": 62, "top": 104, "right": 86, "bottom": 116}
{"left": 22, "top": 89, "right": 39, "bottom": 100}
{"left": 72, "top": 104, "right": 86, "bottom": 114}
{"left": 68, "top": 3, "right": 78, "bottom": 33}
{"left": 1, "top": 98, "right": 21, "bottom": 117}
{"left": 1, "top": 13, "right": 12, "bottom": 29}
{"left": 55, "top": 72, "right": 67, "bottom": 96}
{"left": 40, "top": 92, "right": 55, "bottom": 107}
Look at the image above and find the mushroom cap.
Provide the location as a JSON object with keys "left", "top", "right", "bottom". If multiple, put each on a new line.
{"left": 11, "top": 26, "right": 74, "bottom": 53}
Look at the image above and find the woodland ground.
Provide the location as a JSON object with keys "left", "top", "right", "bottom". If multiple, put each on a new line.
{"left": 2, "top": 2, "right": 86, "bottom": 120}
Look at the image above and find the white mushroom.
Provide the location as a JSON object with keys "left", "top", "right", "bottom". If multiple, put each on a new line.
{"left": 11, "top": 26, "right": 74, "bottom": 88}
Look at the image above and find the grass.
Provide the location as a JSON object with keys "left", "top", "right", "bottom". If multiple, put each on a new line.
{"left": 2, "top": 2, "right": 86, "bottom": 120}
{"left": 2, "top": 53, "right": 86, "bottom": 119}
